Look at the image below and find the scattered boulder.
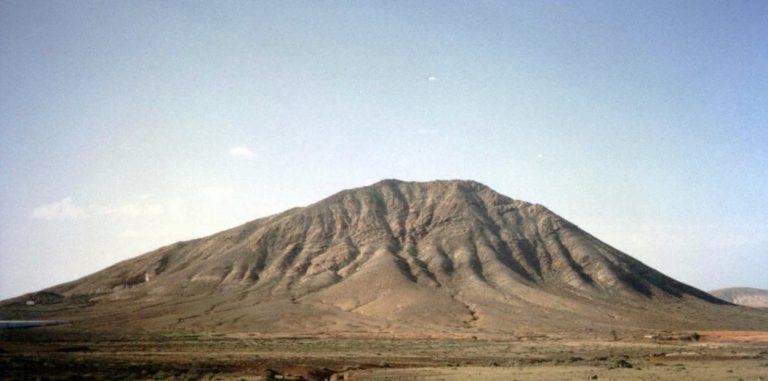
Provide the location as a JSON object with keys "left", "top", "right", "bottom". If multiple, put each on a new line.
{"left": 263, "top": 369, "right": 279, "bottom": 381}
{"left": 306, "top": 368, "right": 335, "bottom": 381}
{"left": 19, "top": 291, "right": 65, "bottom": 306}
{"left": 647, "top": 331, "right": 701, "bottom": 342}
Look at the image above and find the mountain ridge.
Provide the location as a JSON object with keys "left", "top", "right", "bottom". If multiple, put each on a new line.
{"left": 2, "top": 179, "right": 766, "bottom": 336}
{"left": 710, "top": 287, "right": 768, "bottom": 308}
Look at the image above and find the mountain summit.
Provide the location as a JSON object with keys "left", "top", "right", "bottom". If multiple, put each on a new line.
{"left": 3, "top": 180, "right": 766, "bottom": 336}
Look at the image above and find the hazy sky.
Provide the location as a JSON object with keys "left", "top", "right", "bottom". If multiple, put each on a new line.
{"left": 1, "top": 1, "right": 766, "bottom": 300}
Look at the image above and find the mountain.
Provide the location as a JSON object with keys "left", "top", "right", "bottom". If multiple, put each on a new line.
{"left": 2, "top": 180, "right": 766, "bottom": 336}
{"left": 710, "top": 288, "right": 768, "bottom": 308}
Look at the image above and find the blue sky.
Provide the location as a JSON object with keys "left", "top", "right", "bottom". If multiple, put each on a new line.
{"left": 1, "top": 1, "right": 766, "bottom": 300}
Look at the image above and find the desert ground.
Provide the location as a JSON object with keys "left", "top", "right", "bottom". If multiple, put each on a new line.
{"left": 2, "top": 328, "right": 767, "bottom": 380}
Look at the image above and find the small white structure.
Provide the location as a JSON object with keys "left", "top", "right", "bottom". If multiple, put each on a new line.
{"left": 25, "top": 300, "right": 35, "bottom": 306}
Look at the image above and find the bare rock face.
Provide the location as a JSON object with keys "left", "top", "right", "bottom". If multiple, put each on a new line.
{"left": 2, "top": 180, "right": 766, "bottom": 336}
{"left": 710, "top": 288, "right": 768, "bottom": 308}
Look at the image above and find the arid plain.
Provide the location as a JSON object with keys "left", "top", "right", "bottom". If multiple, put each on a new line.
{"left": 2, "top": 328, "right": 768, "bottom": 380}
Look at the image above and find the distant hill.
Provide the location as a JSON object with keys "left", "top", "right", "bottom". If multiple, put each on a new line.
{"left": 2, "top": 179, "right": 767, "bottom": 336}
{"left": 710, "top": 288, "right": 768, "bottom": 308}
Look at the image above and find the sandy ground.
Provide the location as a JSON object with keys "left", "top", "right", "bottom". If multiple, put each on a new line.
{"left": 1, "top": 329, "right": 767, "bottom": 380}
{"left": 352, "top": 362, "right": 768, "bottom": 381}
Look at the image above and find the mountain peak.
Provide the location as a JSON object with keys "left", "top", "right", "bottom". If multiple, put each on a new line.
{"left": 368, "top": 178, "right": 491, "bottom": 189}
{"left": 340, "top": 179, "right": 497, "bottom": 200}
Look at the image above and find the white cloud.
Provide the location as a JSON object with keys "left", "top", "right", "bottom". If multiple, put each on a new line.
{"left": 106, "top": 203, "right": 163, "bottom": 217}
{"left": 428, "top": 76, "right": 437, "bottom": 82}
{"left": 103, "top": 187, "right": 234, "bottom": 219}
{"left": 229, "top": 146, "right": 254, "bottom": 158}
{"left": 104, "top": 195, "right": 168, "bottom": 217}
{"left": 199, "top": 186, "right": 234, "bottom": 202}
{"left": 31, "top": 197, "right": 86, "bottom": 220}
{"left": 31, "top": 187, "right": 282, "bottom": 244}
{"left": 417, "top": 128, "right": 439, "bottom": 136}
{"left": 120, "top": 229, "right": 171, "bottom": 238}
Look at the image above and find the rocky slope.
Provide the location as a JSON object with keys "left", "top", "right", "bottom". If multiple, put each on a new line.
{"left": 2, "top": 180, "right": 766, "bottom": 336}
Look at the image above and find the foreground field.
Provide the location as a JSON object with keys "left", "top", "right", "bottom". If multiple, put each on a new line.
{"left": 355, "top": 361, "right": 768, "bottom": 381}
{"left": 1, "top": 329, "right": 767, "bottom": 380}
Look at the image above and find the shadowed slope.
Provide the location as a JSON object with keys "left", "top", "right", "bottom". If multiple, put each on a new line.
{"left": 2, "top": 180, "right": 766, "bottom": 336}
